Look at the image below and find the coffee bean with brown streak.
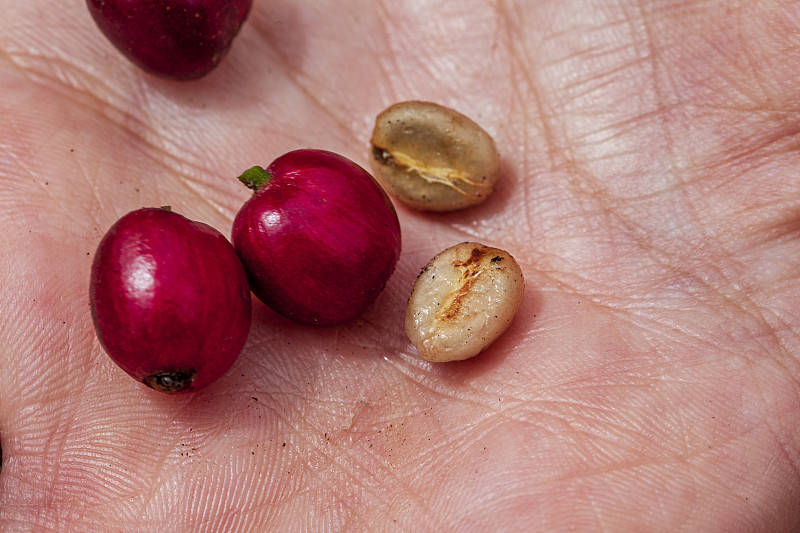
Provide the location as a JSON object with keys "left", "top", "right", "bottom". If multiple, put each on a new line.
{"left": 406, "top": 242, "right": 524, "bottom": 362}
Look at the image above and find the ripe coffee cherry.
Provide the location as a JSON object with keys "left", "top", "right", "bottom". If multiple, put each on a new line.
{"left": 90, "top": 207, "right": 252, "bottom": 393}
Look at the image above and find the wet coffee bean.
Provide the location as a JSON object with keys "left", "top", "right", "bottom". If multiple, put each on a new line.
{"left": 370, "top": 101, "right": 500, "bottom": 212}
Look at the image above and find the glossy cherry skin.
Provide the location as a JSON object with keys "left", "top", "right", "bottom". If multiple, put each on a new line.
{"left": 232, "top": 149, "right": 402, "bottom": 326}
{"left": 90, "top": 208, "right": 252, "bottom": 393}
{"left": 87, "top": 0, "right": 253, "bottom": 80}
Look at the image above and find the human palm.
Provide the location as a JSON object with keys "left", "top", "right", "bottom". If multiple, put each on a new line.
{"left": 2, "top": 0, "right": 799, "bottom": 531}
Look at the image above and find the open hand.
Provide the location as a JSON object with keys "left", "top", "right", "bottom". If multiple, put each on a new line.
{"left": 1, "top": 1, "right": 799, "bottom": 530}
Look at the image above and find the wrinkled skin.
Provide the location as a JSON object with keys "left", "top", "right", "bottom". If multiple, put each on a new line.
{"left": 1, "top": 0, "right": 800, "bottom": 530}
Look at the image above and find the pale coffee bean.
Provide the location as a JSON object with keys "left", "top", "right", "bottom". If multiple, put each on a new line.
{"left": 370, "top": 101, "right": 500, "bottom": 212}
{"left": 406, "top": 242, "right": 524, "bottom": 362}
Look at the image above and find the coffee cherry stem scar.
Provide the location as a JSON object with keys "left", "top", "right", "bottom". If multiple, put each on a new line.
{"left": 143, "top": 371, "right": 196, "bottom": 394}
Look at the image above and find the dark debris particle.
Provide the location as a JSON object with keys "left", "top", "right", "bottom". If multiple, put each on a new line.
{"left": 491, "top": 256, "right": 502, "bottom": 262}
